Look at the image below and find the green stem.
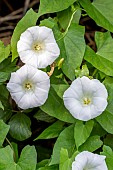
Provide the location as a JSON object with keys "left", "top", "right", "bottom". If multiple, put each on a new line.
{"left": 57, "top": 8, "right": 78, "bottom": 42}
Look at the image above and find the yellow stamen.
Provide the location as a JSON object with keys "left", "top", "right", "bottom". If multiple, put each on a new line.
{"left": 25, "top": 83, "right": 32, "bottom": 90}
{"left": 34, "top": 44, "right": 41, "bottom": 51}
{"left": 83, "top": 97, "right": 91, "bottom": 105}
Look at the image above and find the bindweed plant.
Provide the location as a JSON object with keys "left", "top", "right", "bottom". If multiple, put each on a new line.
{"left": 0, "top": 0, "right": 113, "bottom": 169}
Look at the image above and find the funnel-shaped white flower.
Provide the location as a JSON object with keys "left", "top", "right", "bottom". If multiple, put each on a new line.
{"left": 17, "top": 26, "right": 60, "bottom": 68}
{"left": 63, "top": 76, "right": 108, "bottom": 121}
{"left": 7, "top": 65, "right": 50, "bottom": 109}
{"left": 72, "top": 151, "right": 108, "bottom": 170}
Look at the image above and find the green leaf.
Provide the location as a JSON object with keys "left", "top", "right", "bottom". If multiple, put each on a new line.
{"left": 11, "top": 9, "right": 38, "bottom": 61}
{"left": 101, "top": 145, "right": 113, "bottom": 170}
{"left": 95, "top": 32, "right": 113, "bottom": 62}
{"left": 34, "top": 110, "right": 55, "bottom": 123}
{"left": 0, "top": 57, "right": 17, "bottom": 74}
{"left": 9, "top": 113, "right": 32, "bottom": 141}
{"left": 0, "top": 72, "right": 9, "bottom": 84}
{"left": 96, "top": 111, "right": 113, "bottom": 134}
{"left": 74, "top": 120, "right": 94, "bottom": 149}
{"left": 91, "top": 121, "right": 106, "bottom": 137}
{"left": 104, "top": 135, "right": 113, "bottom": 151}
{"left": 38, "top": 0, "right": 77, "bottom": 16}
{"left": 79, "top": 135, "right": 103, "bottom": 152}
{"left": 0, "top": 145, "right": 37, "bottom": 170}
{"left": 51, "top": 84, "right": 69, "bottom": 99}
{"left": 0, "top": 101, "right": 4, "bottom": 110}
{"left": 79, "top": 0, "right": 113, "bottom": 32}
{"left": 11, "top": 142, "right": 19, "bottom": 163}
{"left": 0, "top": 41, "right": 10, "bottom": 63}
{"left": 34, "top": 121, "right": 65, "bottom": 140}
{"left": 103, "top": 77, "right": 113, "bottom": 114}
{"left": 36, "top": 159, "right": 49, "bottom": 169}
{"left": 50, "top": 124, "right": 75, "bottom": 165}
{"left": 40, "top": 87, "right": 75, "bottom": 123}
{"left": 37, "top": 165, "right": 58, "bottom": 170}
{"left": 0, "top": 119, "right": 10, "bottom": 147}
{"left": 59, "top": 148, "right": 71, "bottom": 170}
{"left": 62, "top": 23, "right": 85, "bottom": 80}
{"left": 0, "top": 145, "right": 16, "bottom": 170}
{"left": 84, "top": 46, "right": 113, "bottom": 76}
{"left": 0, "top": 109, "right": 12, "bottom": 122}
{"left": 17, "top": 145, "right": 37, "bottom": 170}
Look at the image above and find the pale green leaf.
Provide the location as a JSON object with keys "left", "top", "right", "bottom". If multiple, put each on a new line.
{"left": 101, "top": 145, "right": 113, "bottom": 170}
{"left": 0, "top": 145, "right": 37, "bottom": 170}
{"left": 84, "top": 46, "right": 113, "bottom": 76}
{"left": 59, "top": 148, "right": 71, "bottom": 170}
{"left": 0, "top": 41, "right": 10, "bottom": 63}
{"left": 51, "top": 84, "right": 69, "bottom": 99}
{"left": 63, "top": 23, "right": 85, "bottom": 80}
{"left": 0, "top": 119, "right": 10, "bottom": 147}
{"left": 38, "top": 0, "right": 77, "bottom": 16}
{"left": 79, "top": 135, "right": 103, "bottom": 152}
{"left": 74, "top": 120, "right": 94, "bottom": 149}
{"left": 0, "top": 145, "right": 16, "bottom": 170}
{"left": 17, "top": 145, "right": 37, "bottom": 170}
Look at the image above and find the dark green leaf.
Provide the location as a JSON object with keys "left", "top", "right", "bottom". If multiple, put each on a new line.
{"left": 50, "top": 124, "right": 75, "bottom": 165}
{"left": 34, "top": 110, "right": 55, "bottom": 123}
{"left": 9, "top": 113, "right": 31, "bottom": 141}
{"left": 34, "top": 121, "right": 65, "bottom": 140}
{"left": 79, "top": 0, "right": 113, "bottom": 32}
{"left": 96, "top": 111, "right": 113, "bottom": 134}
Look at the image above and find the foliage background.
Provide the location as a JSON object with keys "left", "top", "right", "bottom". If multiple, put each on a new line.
{"left": 0, "top": 0, "right": 113, "bottom": 169}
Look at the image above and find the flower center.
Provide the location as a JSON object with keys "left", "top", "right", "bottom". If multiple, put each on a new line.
{"left": 34, "top": 44, "right": 41, "bottom": 51}
{"left": 83, "top": 97, "right": 91, "bottom": 105}
{"left": 24, "top": 83, "right": 32, "bottom": 90}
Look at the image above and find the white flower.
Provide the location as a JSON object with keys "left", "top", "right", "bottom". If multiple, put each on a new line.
{"left": 72, "top": 151, "right": 108, "bottom": 170}
{"left": 7, "top": 65, "right": 50, "bottom": 110}
{"left": 17, "top": 26, "right": 60, "bottom": 68}
{"left": 63, "top": 76, "right": 108, "bottom": 121}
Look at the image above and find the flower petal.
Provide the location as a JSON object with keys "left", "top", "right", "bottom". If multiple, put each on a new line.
{"left": 17, "top": 26, "right": 60, "bottom": 68}
{"left": 93, "top": 97, "right": 108, "bottom": 112}
{"left": 7, "top": 65, "right": 50, "bottom": 110}
{"left": 72, "top": 151, "right": 108, "bottom": 170}
{"left": 63, "top": 76, "right": 108, "bottom": 121}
